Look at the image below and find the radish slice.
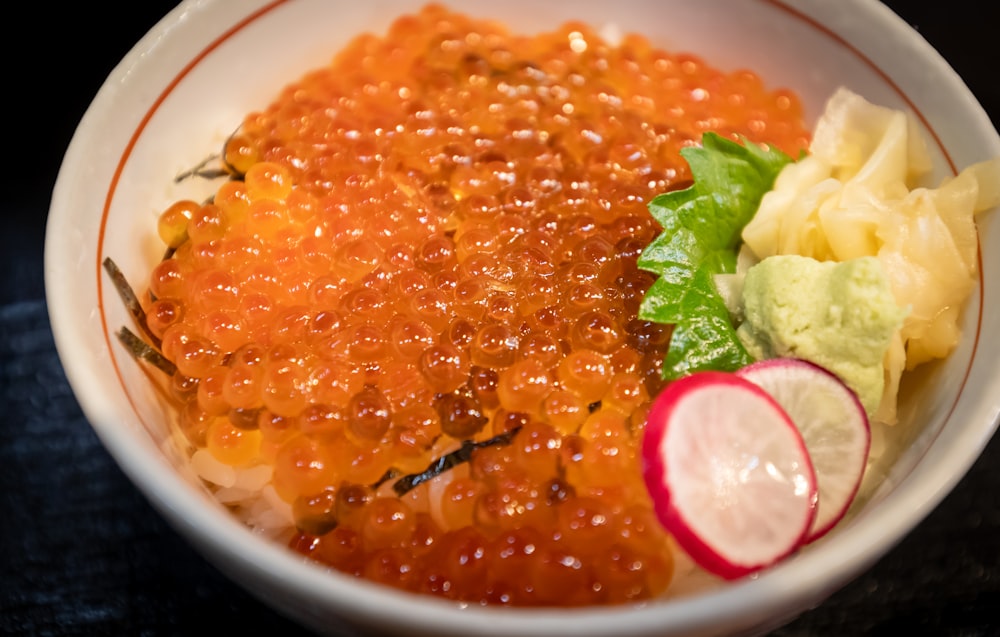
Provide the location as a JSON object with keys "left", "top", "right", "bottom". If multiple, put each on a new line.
{"left": 736, "top": 358, "right": 870, "bottom": 542}
{"left": 641, "top": 371, "right": 818, "bottom": 580}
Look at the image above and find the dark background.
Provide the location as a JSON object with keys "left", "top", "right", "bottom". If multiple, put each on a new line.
{"left": 2, "top": 2, "right": 997, "bottom": 635}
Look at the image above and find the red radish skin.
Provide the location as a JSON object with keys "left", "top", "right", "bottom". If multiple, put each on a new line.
{"left": 736, "top": 358, "right": 871, "bottom": 543}
{"left": 641, "top": 371, "right": 818, "bottom": 580}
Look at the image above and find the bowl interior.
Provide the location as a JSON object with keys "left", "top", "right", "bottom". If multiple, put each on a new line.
{"left": 45, "top": 1, "right": 1000, "bottom": 635}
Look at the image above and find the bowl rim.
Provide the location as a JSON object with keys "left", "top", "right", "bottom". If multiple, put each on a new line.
{"left": 44, "top": 0, "right": 1000, "bottom": 634}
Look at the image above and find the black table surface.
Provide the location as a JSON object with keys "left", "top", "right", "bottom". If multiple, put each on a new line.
{"left": 2, "top": 2, "right": 998, "bottom": 635}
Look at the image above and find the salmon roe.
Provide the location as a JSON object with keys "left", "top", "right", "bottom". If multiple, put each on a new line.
{"left": 148, "top": 4, "right": 809, "bottom": 606}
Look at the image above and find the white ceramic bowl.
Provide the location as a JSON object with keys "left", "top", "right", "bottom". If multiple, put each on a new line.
{"left": 45, "top": 1, "right": 1000, "bottom": 635}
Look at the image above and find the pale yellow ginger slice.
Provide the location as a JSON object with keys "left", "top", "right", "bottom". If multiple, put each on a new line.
{"left": 741, "top": 87, "right": 1000, "bottom": 424}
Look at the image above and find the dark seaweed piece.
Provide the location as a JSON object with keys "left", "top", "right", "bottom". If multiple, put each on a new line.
{"left": 175, "top": 126, "right": 249, "bottom": 183}
{"left": 116, "top": 326, "right": 177, "bottom": 376}
{"left": 173, "top": 154, "right": 231, "bottom": 182}
{"left": 371, "top": 468, "right": 402, "bottom": 490}
{"left": 103, "top": 257, "right": 160, "bottom": 348}
{"left": 391, "top": 427, "right": 522, "bottom": 497}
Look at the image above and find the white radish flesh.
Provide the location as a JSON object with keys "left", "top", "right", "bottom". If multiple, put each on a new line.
{"left": 642, "top": 371, "right": 818, "bottom": 580}
{"left": 737, "top": 358, "right": 870, "bottom": 542}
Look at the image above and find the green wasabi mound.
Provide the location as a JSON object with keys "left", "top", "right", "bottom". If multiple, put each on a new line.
{"left": 736, "top": 255, "right": 907, "bottom": 416}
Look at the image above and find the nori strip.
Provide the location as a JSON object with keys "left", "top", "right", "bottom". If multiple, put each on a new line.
{"left": 116, "top": 326, "right": 177, "bottom": 376}
{"left": 103, "top": 257, "right": 160, "bottom": 348}
{"left": 391, "top": 427, "right": 521, "bottom": 496}
{"left": 175, "top": 127, "right": 248, "bottom": 183}
{"left": 174, "top": 154, "right": 231, "bottom": 182}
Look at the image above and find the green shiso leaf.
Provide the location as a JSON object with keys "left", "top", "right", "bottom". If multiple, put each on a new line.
{"left": 637, "top": 133, "right": 792, "bottom": 380}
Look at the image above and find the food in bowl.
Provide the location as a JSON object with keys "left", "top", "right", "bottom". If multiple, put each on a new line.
{"left": 102, "top": 1, "right": 998, "bottom": 610}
